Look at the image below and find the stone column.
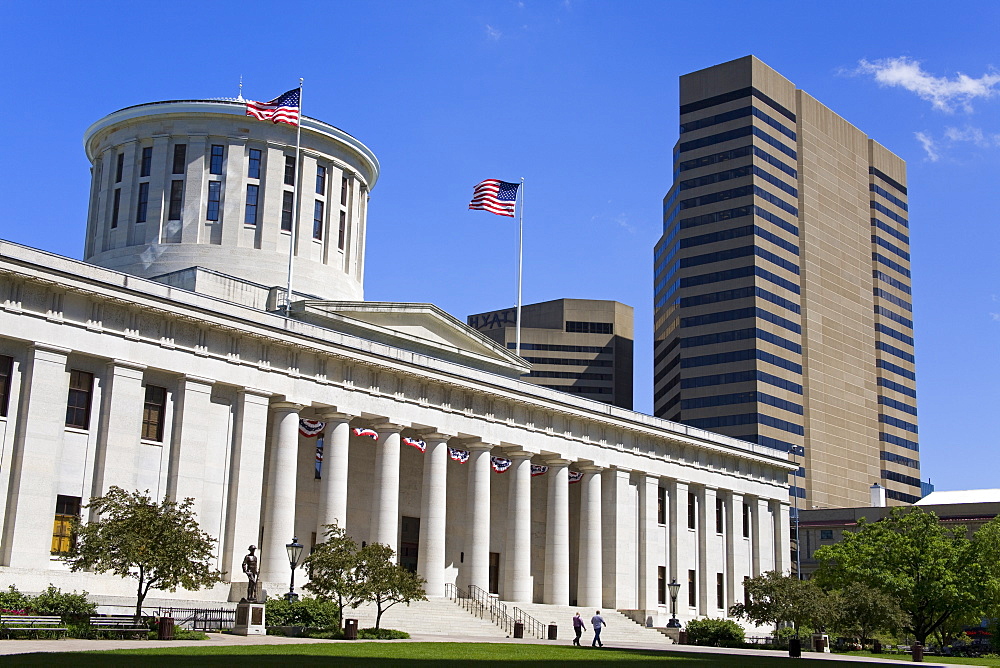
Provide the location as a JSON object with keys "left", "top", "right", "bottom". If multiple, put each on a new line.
{"left": 503, "top": 452, "right": 533, "bottom": 603}
{"left": 772, "top": 499, "right": 791, "bottom": 575}
{"left": 577, "top": 466, "right": 603, "bottom": 609}
{"left": 543, "top": 459, "right": 570, "bottom": 605}
{"left": 91, "top": 360, "right": 147, "bottom": 497}
{"left": 260, "top": 402, "right": 302, "bottom": 582}
{"left": 167, "top": 375, "right": 216, "bottom": 514}
{"left": 2, "top": 344, "right": 69, "bottom": 568}
{"left": 725, "top": 492, "right": 744, "bottom": 610}
{"left": 602, "top": 467, "right": 636, "bottom": 610}
{"left": 315, "top": 411, "right": 353, "bottom": 537}
{"left": 668, "top": 479, "right": 693, "bottom": 612}
{"left": 750, "top": 496, "right": 766, "bottom": 576}
{"left": 464, "top": 443, "right": 493, "bottom": 592}
{"left": 699, "top": 486, "right": 723, "bottom": 616}
{"left": 637, "top": 474, "right": 660, "bottom": 615}
{"left": 370, "top": 424, "right": 403, "bottom": 554}
{"left": 417, "top": 432, "right": 451, "bottom": 597}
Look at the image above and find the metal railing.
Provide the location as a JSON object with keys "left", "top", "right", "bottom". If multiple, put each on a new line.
{"left": 511, "top": 606, "right": 546, "bottom": 640}
{"left": 444, "top": 583, "right": 546, "bottom": 639}
{"left": 147, "top": 607, "right": 236, "bottom": 631}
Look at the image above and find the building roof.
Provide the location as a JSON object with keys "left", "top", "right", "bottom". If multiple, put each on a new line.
{"left": 915, "top": 489, "right": 1000, "bottom": 506}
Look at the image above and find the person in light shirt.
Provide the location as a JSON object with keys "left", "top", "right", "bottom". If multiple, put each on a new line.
{"left": 591, "top": 610, "right": 606, "bottom": 647}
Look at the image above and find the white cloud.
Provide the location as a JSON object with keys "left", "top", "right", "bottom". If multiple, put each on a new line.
{"left": 914, "top": 131, "right": 939, "bottom": 162}
{"left": 485, "top": 24, "right": 502, "bottom": 41}
{"left": 857, "top": 57, "right": 1000, "bottom": 112}
{"left": 615, "top": 213, "right": 636, "bottom": 234}
{"left": 944, "top": 125, "right": 1000, "bottom": 147}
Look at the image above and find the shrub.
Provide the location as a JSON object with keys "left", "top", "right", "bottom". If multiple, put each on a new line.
{"left": 264, "top": 597, "right": 339, "bottom": 630}
{"left": 29, "top": 585, "right": 97, "bottom": 619}
{"left": 358, "top": 627, "right": 409, "bottom": 639}
{"left": 0, "top": 585, "right": 31, "bottom": 612}
{"left": 685, "top": 617, "right": 745, "bottom": 647}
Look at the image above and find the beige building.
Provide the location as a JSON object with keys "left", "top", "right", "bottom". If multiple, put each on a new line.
{"left": 653, "top": 56, "right": 919, "bottom": 509}
{"left": 468, "top": 299, "right": 634, "bottom": 409}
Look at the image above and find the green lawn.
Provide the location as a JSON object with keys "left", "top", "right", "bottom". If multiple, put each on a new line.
{"left": 3, "top": 642, "right": 944, "bottom": 667}
{"left": 840, "top": 650, "right": 1000, "bottom": 666}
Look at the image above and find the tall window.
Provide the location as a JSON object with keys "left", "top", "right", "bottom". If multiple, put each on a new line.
{"left": 281, "top": 191, "right": 294, "bottom": 231}
{"left": 742, "top": 503, "right": 751, "bottom": 538}
{"left": 716, "top": 497, "right": 725, "bottom": 534}
{"left": 140, "top": 147, "right": 153, "bottom": 177}
{"left": 0, "top": 354, "right": 12, "bottom": 417}
{"left": 687, "top": 492, "right": 696, "bottom": 530}
{"left": 338, "top": 211, "right": 346, "bottom": 250}
{"left": 284, "top": 156, "right": 296, "bottom": 186}
{"left": 210, "top": 145, "right": 225, "bottom": 175}
{"left": 136, "top": 183, "right": 150, "bottom": 224}
{"left": 341, "top": 176, "right": 348, "bottom": 205}
{"left": 111, "top": 189, "right": 121, "bottom": 229}
{"left": 658, "top": 566, "right": 667, "bottom": 605}
{"left": 141, "top": 385, "right": 167, "bottom": 442}
{"left": 168, "top": 181, "right": 184, "bottom": 220}
{"left": 51, "top": 495, "right": 81, "bottom": 555}
{"left": 115, "top": 153, "right": 124, "bottom": 182}
{"left": 316, "top": 165, "right": 326, "bottom": 195}
{"left": 65, "top": 369, "right": 94, "bottom": 429}
{"left": 688, "top": 570, "right": 697, "bottom": 607}
{"left": 172, "top": 144, "right": 187, "bottom": 174}
{"left": 248, "top": 148, "right": 261, "bottom": 179}
{"left": 717, "top": 573, "right": 725, "bottom": 609}
{"left": 743, "top": 576, "right": 751, "bottom": 606}
{"left": 244, "top": 184, "right": 259, "bottom": 225}
{"left": 657, "top": 486, "right": 666, "bottom": 524}
{"left": 207, "top": 181, "right": 222, "bottom": 221}
{"left": 313, "top": 200, "right": 324, "bottom": 240}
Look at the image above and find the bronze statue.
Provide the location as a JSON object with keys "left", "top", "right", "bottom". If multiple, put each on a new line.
{"left": 242, "top": 545, "right": 259, "bottom": 601}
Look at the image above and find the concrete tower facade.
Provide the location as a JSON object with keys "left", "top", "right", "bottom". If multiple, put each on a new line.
{"left": 653, "top": 56, "right": 919, "bottom": 508}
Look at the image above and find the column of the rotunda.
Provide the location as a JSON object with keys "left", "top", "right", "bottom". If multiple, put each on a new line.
{"left": 370, "top": 424, "right": 403, "bottom": 555}
{"left": 637, "top": 473, "right": 660, "bottom": 615}
{"left": 315, "top": 411, "right": 354, "bottom": 537}
{"left": 464, "top": 443, "right": 493, "bottom": 592}
{"left": 417, "top": 432, "right": 452, "bottom": 597}
{"left": 576, "top": 466, "right": 603, "bottom": 609}
{"left": 503, "top": 452, "right": 533, "bottom": 603}
{"left": 543, "top": 459, "right": 571, "bottom": 605}
{"left": 260, "top": 402, "right": 302, "bottom": 582}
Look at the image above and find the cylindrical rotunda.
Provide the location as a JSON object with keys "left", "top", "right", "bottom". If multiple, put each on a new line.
{"left": 82, "top": 99, "right": 379, "bottom": 302}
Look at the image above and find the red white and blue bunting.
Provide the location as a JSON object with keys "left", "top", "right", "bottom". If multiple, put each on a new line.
{"left": 352, "top": 427, "right": 379, "bottom": 440}
{"left": 449, "top": 448, "right": 470, "bottom": 463}
{"left": 490, "top": 456, "right": 512, "bottom": 473}
{"left": 568, "top": 470, "right": 584, "bottom": 484}
{"left": 403, "top": 437, "right": 427, "bottom": 452}
{"left": 530, "top": 464, "right": 548, "bottom": 477}
{"left": 299, "top": 419, "right": 326, "bottom": 438}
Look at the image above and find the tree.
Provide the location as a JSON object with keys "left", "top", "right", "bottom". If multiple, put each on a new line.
{"left": 63, "top": 487, "right": 224, "bottom": 622}
{"left": 354, "top": 542, "right": 427, "bottom": 629}
{"left": 813, "top": 507, "right": 992, "bottom": 645}
{"left": 729, "top": 571, "right": 833, "bottom": 635}
{"left": 302, "top": 523, "right": 364, "bottom": 626}
{"left": 827, "top": 582, "right": 907, "bottom": 647}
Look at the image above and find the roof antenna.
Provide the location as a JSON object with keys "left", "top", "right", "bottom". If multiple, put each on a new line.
{"left": 237, "top": 75, "right": 244, "bottom": 102}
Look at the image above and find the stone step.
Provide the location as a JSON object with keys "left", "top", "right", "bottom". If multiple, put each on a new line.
{"left": 510, "top": 603, "right": 673, "bottom": 645}
{"left": 342, "top": 597, "right": 511, "bottom": 638}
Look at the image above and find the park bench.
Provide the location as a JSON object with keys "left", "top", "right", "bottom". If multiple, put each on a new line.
{"left": 0, "top": 614, "right": 68, "bottom": 639}
{"left": 89, "top": 615, "right": 150, "bottom": 639}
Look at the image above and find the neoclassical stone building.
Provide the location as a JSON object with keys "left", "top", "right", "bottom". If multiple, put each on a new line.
{"left": 0, "top": 99, "right": 794, "bottom": 625}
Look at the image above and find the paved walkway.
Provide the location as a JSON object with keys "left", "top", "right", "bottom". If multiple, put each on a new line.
{"left": 0, "top": 632, "right": 976, "bottom": 666}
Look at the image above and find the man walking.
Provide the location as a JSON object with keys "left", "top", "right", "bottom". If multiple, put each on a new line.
{"left": 591, "top": 610, "right": 606, "bottom": 647}
{"left": 572, "top": 612, "right": 584, "bottom": 646}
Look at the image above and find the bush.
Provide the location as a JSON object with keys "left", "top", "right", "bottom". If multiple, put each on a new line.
{"left": 264, "top": 597, "right": 339, "bottom": 630}
{"left": 29, "top": 585, "right": 97, "bottom": 619}
{"left": 685, "top": 617, "right": 745, "bottom": 647}
{"left": 306, "top": 628, "right": 346, "bottom": 639}
{"left": 358, "top": 627, "right": 409, "bottom": 639}
{"left": 0, "top": 585, "right": 31, "bottom": 613}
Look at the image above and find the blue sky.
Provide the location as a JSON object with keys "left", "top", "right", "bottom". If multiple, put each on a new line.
{"left": 1, "top": 1, "right": 997, "bottom": 493}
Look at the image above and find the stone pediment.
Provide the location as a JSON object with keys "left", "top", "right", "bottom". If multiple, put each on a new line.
{"left": 290, "top": 300, "right": 530, "bottom": 377}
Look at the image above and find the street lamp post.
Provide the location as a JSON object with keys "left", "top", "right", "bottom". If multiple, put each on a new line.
{"left": 667, "top": 579, "right": 681, "bottom": 628}
{"left": 285, "top": 536, "right": 304, "bottom": 602}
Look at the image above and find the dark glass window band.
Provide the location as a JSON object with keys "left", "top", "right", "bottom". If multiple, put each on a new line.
{"left": 680, "top": 86, "right": 796, "bottom": 122}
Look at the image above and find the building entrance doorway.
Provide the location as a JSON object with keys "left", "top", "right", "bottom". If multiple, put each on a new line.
{"left": 489, "top": 552, "right": 500, "bottom": 594}
{"left": 400, "top": 516, "right": 419, "bottom": 573}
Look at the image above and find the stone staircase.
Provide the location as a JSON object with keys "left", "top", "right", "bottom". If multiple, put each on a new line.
{"left": 342, "top": 597, "right": 512, "bottom": 638}
{"left": 511, "top": 602, "right": 674, "bottom": 647}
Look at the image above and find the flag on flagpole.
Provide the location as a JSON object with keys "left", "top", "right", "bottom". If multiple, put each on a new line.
{"left": 491, "top": 456, "right": 512, "bottom": 473}
{"left": 352, "top": 427, "right": 379, "bottom": 440}
{"left": 298, "top": 419, "right": 325, "bottom": 437}
{"left": 469, "top": 179, "right": 519, "bottom": 217}
{"left": 403, "top": 437, "right": 427, "bottom": 452}
{"left": 530, "top": 465, "right": 548, "bottom": 477}
{"left": 246, "top": 88, "right": 301, "bottom": 126}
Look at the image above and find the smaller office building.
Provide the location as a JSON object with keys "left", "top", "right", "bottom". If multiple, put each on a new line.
{"left": 467, "top": 299, "right": 633, "bottom": 410}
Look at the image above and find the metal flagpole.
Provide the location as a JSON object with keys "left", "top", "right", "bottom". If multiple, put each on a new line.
{"left": 515, "top": 177, "right": 524, "bottom": 357}
{"left": 283, "top": 78, "right": 304, "bottom": 319}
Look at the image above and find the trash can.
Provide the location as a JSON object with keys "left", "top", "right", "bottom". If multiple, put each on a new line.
{"left": 157, "top": 617, "right": 175, "bottom": 640}
{"left": 344, "top": 618, "right": 358, "bottom": 640}
{"left": 547, "top": 623, "right": 557, "bottom": 640}
{"left": 912, "top": 642, "right": 924, "bottom": 662}
{"left": 873, "top": 640, "right": 882, "bottom": 654}
{"left": 678, "top": 630, "right": 688, "bottom": 645}
{"left": 513, "top": 621, "right": 523, "bottom": 639}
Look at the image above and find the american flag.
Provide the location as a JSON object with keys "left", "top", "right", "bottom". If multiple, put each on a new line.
{"left": 246, "top": 88, "right": 300, "bottom": 126}
{"left": 469, "top": 179, "right": 519, "bottom": 217}
{"left": 449, "top": 448, "right": 470, "bottom": 463}
{"left": 352, "top": 427, "right": 379, "bottom": 440}
{"left": 298, "top": 419, "right": 325, "bottom": 438}
{"left": 530, "top": 465, "right": 548, "bottom": 477}
{"left": 568, "top": 470, "right": 584, "bottom": 484}
{"left": 403, "top": 437, "right": 427, "bottom": 452}
{"left": 491, "top": 456, "right": 512, "bottom": 473}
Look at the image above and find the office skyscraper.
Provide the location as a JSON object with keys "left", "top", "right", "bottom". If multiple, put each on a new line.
{"left": 653, "top": 56, "right": 919, "bottom": 508}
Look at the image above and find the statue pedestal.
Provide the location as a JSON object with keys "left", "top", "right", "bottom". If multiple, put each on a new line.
{"left": 232, "top": 600, "right": 266, "bottom": 635}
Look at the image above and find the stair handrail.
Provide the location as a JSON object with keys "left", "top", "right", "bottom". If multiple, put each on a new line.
{"left": 467, "top": 585, "right": 514, "bottom": 634}
{"left": 511, "top": 606, "right": 547, "bottom": 640}
{"left": 445, "top": 583, "right": 547, "bottom": 639}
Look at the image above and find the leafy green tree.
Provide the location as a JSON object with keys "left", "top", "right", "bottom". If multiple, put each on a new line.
{"left": 729, "top": 571, "right": 833, "bottom": 635}
{"left": 302, "top": 523, "right": 364, "bottom": 626}
{"left": 62, "top": 487, "right": 224, "bottom": 622}
{"left": 827, "top": 582, "right": 907, "bottom": 647}
{"left": 354, "top": 542, "right": 427, "bottom": 629}
{"left": 813, "top": 507, "right": 990, "bottom": 645}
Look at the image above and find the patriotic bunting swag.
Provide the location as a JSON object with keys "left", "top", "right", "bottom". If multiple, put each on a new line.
{"left": 298, "top": 419, "right": 325, "bottom": 437}
{"left": 530, "top": 464, "right": 549, "bottom": 477}
{"left": 315, "top": 435, "right": 324, "bottom": 479}
{"left": 491, "top": 456, "right": 512, "bottom": 473}
{"left": 568, "top": 470, "right": 584, "bottom": 484}
{"left": 352, "top": 427, "right": 379, "bottom": 440}
{"left": 449, "top": 448, "right": 470, "bottom": 463}
{"left": 403, "top": 437, "right": 427, "bottom": 452}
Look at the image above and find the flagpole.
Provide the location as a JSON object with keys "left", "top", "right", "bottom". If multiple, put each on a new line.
{"left": 515, "top": 177, "right": 524, "bottom": 357}
{"left": 284, "top": 78, "right": 304, "bottom": 319}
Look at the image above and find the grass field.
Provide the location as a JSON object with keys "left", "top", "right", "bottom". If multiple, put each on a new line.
{"left": 841, "top": 650, "right": 1000, "bottom": 666}
{"left": 2, "top": 642, "right": 964, "bottom": 667}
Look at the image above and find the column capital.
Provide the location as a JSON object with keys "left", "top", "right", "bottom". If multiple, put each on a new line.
{"left": 270, "top": 401, "right": 304, "bottom": 412}
{"left": 543, "top": 457, "right": 572, "bottom": 467}
{"left": 107, "top": 359, "right": 147, "bottom": 373}
{"left": 502, "top": 449, "right": 534, "bottom": 460}
{"left": 465, "top": 441, "right": 496, "bottom": 453}
{"left": 319, "top": 410, "right": 356, "bottom": 422}
{"left": 576, "top": 464, "right": 603, "bottom": 474}
{"left": 415, "top": 429, "right": 457, "bottom": 442}
{"left": 370, "top": 422, "right": 404, "bottom": 433}
{"left": 239, "top": 387, "right": 273, "bottom": 400}
{"left": 181, "top": 374, "right": 216, "bottom": 387}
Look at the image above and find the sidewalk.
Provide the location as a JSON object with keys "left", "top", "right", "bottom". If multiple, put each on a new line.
{"left": 0, "top": 632, "right": 973, "bottom": 666}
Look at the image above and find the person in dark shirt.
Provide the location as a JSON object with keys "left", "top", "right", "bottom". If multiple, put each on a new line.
{"left": 572, "top": 612, "right": 584, "bottom": 646}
